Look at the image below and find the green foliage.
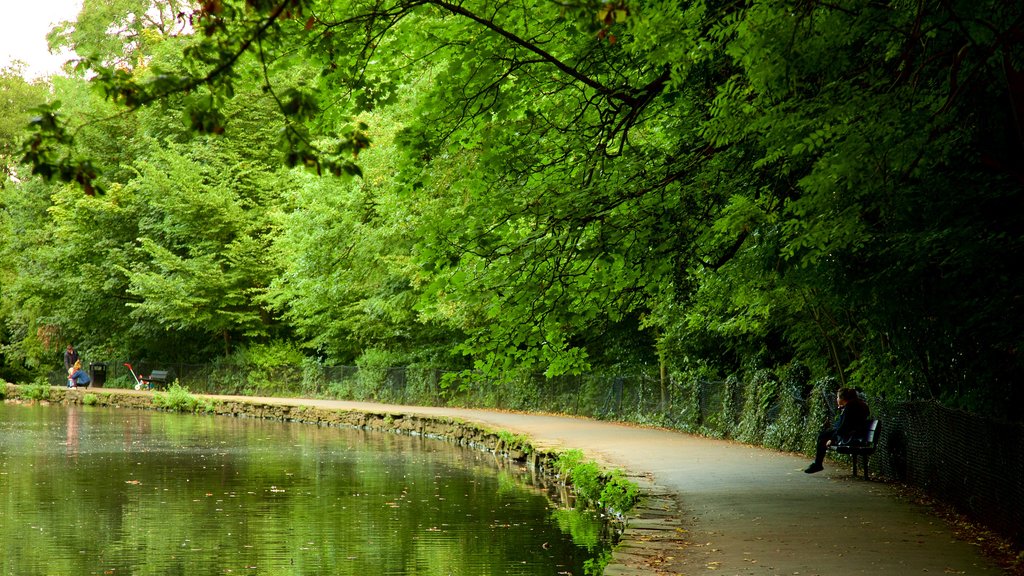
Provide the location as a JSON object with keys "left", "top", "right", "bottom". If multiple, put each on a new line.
{"left": 117, "top": 142, "right": 288, "bottom": 355}
{"left": 583, "top": 550, "right": 613, "bottom": 576}
{"left": 736, "top": 369, "right": 779, "bottom": 444}
{"left": 763, "top": 364, "right": 810, "bottom": 452}
{"left": 496, "top": 430, "right": 532, "bottom": 455}
{"left": 300, "top": 356, "right": 326, "bottom": 396}
{"left": 234, "top": 341, "right": 305, "bottom": 369}
{"left": 82, "top": 393, "right": 99, "bottom": 406}
{"left": 404, "top": 363, "right": 441, "bottom": 403}
{"left": 554, "top": 449, "right": 638, "bottom": 514}
{"left": 599, "top": 469, "right": 640, "bottom": 515}
{"left": 20, "top": 381, "right": 51, "bottom": 401}
{"left": 3, "top": 0, "right": 1023, "bottom": 418}
{"left": 566, "top": 460, "right": 604, "bottom": 507}
{"left": 803, "top": 377, "right": 839, "bottom": 454}
{"left": 213, "top": 341, "right": 307, "bottom": 396}
{"left": 717, "top": 375, "right": 742, "bottom": 438}
{"left": 352, "top": 348, "right": 404, "bottom": 401}
{"left": 551, "top": 507, "right": 605, "bottom": 552}
{"left": 152, "top": 382, "right": 198, "bottom": 413}
{"left": 669, "top": 370, "right": 702, "bottom": 432}
{"left": 487, "top": 368, "right": 541, "bottom": 412}
{"left": 0, "top": 67, "right": 48, "bottom": 179}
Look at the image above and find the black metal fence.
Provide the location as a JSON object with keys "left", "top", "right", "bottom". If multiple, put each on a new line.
{"left": 873, "top": 401, "right": 1024, "bottom": 547}
{"left": 48, "top": 361, "right": 1023, "bottom": 548}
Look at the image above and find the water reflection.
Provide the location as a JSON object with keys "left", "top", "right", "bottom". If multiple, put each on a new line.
{"left": 0, "top": 402, "right": 609, "bottom": 575}
{"left": 65, "top": 404, "right": 81, "bottom": 459}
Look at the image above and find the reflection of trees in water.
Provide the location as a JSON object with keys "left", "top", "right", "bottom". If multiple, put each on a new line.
{"left": 2, "top": 405, "right": 609, "bottom": 574}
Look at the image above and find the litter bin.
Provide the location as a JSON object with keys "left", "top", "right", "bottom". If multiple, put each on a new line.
{"left": 89, "top": 362, "right": 107, "bottom": 388}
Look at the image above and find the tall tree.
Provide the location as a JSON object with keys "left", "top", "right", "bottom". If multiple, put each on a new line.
{"left": 0, "top": 66, "right": 48, "bottom": 180}
{"left": 18, "top": 0, "right": 1024, "bottom": 413}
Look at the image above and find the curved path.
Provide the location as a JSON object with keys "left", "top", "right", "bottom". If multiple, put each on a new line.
{"left": 209, "top": 395, "right": 1007, "bottom": 575}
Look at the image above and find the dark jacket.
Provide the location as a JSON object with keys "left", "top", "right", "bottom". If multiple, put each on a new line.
{"left": 64, "top": 348, "right": 79, "bottom": 371}
{"left": 834, "top": 398, "right": 870, "bottom": 443}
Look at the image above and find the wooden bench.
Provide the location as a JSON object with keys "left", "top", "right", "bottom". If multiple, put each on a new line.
{"left": 830, "top": 419, "right": 881, "bottom": 479}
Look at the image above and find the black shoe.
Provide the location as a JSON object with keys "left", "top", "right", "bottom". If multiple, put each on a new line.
{"left": 804, "top": 463, "right": 824, "bottom": 474}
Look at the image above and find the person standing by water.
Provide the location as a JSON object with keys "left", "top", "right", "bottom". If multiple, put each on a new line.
{"left": 64, "top": 344, "right": 79, "bottom": 372}
{"left": 804, "top": 387, "right": 870, "bottom": 474}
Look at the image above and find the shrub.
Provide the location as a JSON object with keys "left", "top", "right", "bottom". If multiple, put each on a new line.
{"left": 764, "top": 390, "right": 805, "bottom": 451}
{"left": 300, "top": 356, "right": 326, "bottom": 396}
{"left": 717, "top": 374, "right": 743, "bottom": 437}
{"left": 405, "top": 364, "right": 441, "bottom": 404}
{"left": 568, "top": 460, "right": 604, "bottom": 505}
{"left": 554, "top": 449, "right": 639, "bottom": 514}
{"left": 354, "top": 348, "right": 405, "bottom": 400}
{"left": 247, "top": 340, "right": 306, "bottom": 368}
{"left": 668, "top": 368, "right": 703, "bottom": 432}
{"left": 21, "top": 380, "right": 51, "bottom": 401}
{"left": 555, "top": 449, "right": 601, "bottom": 503}
{"left": 496, "top": 430, "right": 532, "bottom": 455}
{"left": 736, "top": 369, "right": 780, "bottom": 444}
{"left": 153, "top": 382, "right": 198, "bottom": 413}
{"left": 764, "top": 364, "right": 811, "bottom": 451}
{"left": 600, "top": 469, "right": 640, "bottom": 514}
{"left": 803, "top": 376, "right": 839, "bottom": 454}
{"left": 82, "top": 393, "right": 99, "bottom": 406}
{"left": 500, "top": 367, "right": 542, "bottom": 412}
{"left": 555, "top": 448, "right": 586, "bottom": 475}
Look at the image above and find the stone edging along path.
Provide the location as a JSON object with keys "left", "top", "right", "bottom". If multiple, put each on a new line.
{"left": 5, "top": 385, "right": 682, "bottom": 576}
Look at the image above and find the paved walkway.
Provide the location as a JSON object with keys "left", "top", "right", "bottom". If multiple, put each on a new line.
{"left": 210, "top": 395, "right": 1007, "bottom": 575}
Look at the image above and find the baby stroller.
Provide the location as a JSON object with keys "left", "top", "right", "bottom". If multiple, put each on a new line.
{"left": 124, "top": 362, "right": 158, "bottom": 390}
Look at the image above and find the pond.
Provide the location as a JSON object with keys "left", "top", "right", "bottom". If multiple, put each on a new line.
{"left": 0, "top": 402, "right": 610, "bottom": 575}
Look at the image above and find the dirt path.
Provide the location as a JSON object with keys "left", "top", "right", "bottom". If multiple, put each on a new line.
{"left": 209, "top": 395, "right": 1007, "bottom": 575}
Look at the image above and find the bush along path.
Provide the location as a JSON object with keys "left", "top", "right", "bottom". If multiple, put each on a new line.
{"left": 6, "top": 384, "right": 1014, "bottom": 575}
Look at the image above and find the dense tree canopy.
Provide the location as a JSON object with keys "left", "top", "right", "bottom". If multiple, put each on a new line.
{"left": 2, "top": 0, "right": 1022, "bottom": 415}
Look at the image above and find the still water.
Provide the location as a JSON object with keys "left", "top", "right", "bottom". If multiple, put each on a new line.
{"left": 0, "top": 402, "right": 608, "bottom": 575}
